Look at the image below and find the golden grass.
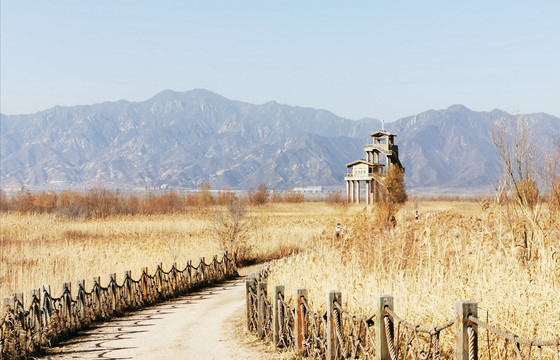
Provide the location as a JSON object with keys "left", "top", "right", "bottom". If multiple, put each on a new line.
{"left": 2, "top": 200, "right": 558, "bottom": 356}
{"left": 0, "top": 202, "right": 352, "bottom": 304}
{"left": 266, "top": 200, "right": 560, "bottom": 345}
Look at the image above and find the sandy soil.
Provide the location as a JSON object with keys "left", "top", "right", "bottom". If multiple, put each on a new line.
{"left": 42, "top": 266, "right": 281, "bottom": 360}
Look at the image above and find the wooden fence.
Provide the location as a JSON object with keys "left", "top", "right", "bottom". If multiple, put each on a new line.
{"left": 245, "top": 272, "right": 560, "bottom": 360}
{"left": 0, "top": 252, "right": 237, "bottom": 360}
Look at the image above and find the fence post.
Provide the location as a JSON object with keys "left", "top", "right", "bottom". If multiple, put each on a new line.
{"left": 13, "top": 292, "right": 23, "bottom": 308}
{"left": 41, "top": 284, "right": 51, "bottom": 312}
{"left": 141, "top": 267, "right": 148, "bottom": 302}
{"left": 223, "top": 251, "right": 229, "bottom": 275}
{"left": 91, "top": 276, "right": 100, "bottom": 317}
{"left": 109, "top": 273, "right": 117, "bottom": 312}
{"left": 171, "top": 263, "right": 177, "bottom": 292}
{"left": 272, "top": 285, "right": 285, "bottom": 348}
{"left": 30, "top": 288, "right": 41, "bottom": 333}
{"left": 257, "top": 282, "right": 268, "bottom": 339}
{"left": 212, "top": 255, "right": 218, "bottom": 281}
{"left": 200, "top": 257, "right": 206, "bottom": 283}
{"left": 124, "top": 270, "right": 132, "bottom": 305}
{"left": 186, "top": 260, "right": 192, "bottom": 287}
{"left": 76, "top": 279, "right": 86, "bottom": 319}
{"left": 376, "top": 295, "right": 394, "bottom": 360}
{"left": 156, "top": 263, "right": 163, "bottom": 294}
{"left": 294, "top": 288, "right": 308, "bottom": 354}
{"left": 62, "top": 282, "right": 72, "bottom": 324}
{"left": 327, "top": 291, "right": 342, "bottom": 360}
{"left": 455, "top": 301, "right": 478, "bottom": 360}
{"left": 245, "top": 275, "right": 257, "bottom": 331}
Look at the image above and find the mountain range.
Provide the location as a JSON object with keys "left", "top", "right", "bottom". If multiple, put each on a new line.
{"left": 1, "top": 89, "right": 559, "bottom": 194}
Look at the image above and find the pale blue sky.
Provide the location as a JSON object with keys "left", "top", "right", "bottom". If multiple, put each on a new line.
{"left": 1, "top": 1, "right": 559, "bottom": 121}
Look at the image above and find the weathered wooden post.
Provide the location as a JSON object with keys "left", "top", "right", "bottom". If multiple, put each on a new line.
{"left": 156, "top": 263, "right": 163, "bottom": 295}
{"left": 30, "top": 288, "right": 42, "bottom": 334}
{"left": 41, "top": 284, "right": 52, "bottom": 322}
{"left": 375, "top": 295, "right": 394, "bottom": 360}
{"left": 13, "top": 292, "right": 23, "bottom": 308}
{"left": 62, "top": 282, "right": 72, "bottom": 325}
{"left": 245, "top": 275, "right": 257, "bottom": 331}
{"left": 272, "top": 285, "right": 285, "bottom": 348}
{"left": 257, "top": 282, "right": 268, "bottom": 339}
{"left": 327, "top": 291, "right": 342, "bottom": 360}
{"left": 171, "top": 263, "right": 178, "bottom": 292}
{"left": 109, "top": 273, "right": 117, "bottom": 312}
{"left": 223, "top": 251, "right": 229, "bottom": 276}
{"left": 294, "top": 288, "right": 308, "bottom": 354}
{"left": 91, "top": 276, "right": 100, "bottom": 317}
{"left": 124, "top": 270, "right": 132, "bottom": 305}
{"left": 200, "top": 257, "right": 206, "bottom": 283}
{"left": 141, "top": 267, "right": 148, "bottom": 302}
{"left": 455, "top": 301, "right": 478, "bottom": 360}
{"left": 76, "top": 279, "right": 86, "bottom": 319}
{"left": 186, "top": 260, "right": 192, "bottom": 287}
{"left": 210, "top": 255, "right": 218, "bottom": 281}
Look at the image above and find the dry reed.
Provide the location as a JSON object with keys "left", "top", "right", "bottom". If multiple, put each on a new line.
{"left": 0, "top": 202, "right": 350, "bottom": 305}
{"left": 266, "top": 200, "right": 559, "bottom": 349}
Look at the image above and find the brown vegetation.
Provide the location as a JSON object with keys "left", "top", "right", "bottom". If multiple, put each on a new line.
{"left": 0, "top": 202, "right": 348, "bottom": 304}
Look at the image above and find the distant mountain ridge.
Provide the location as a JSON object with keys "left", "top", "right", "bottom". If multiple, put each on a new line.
{"left": 1, "top": 89, "right": 559, "bottom": 193}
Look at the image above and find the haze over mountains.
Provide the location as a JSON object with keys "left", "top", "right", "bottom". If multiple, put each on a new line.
{"left": 1, "top": 89, "right": 559, "bottom": 194}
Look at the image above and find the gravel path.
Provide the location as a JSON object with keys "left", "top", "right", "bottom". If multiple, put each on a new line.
{"left": 42, "top": 269, "right": 272, "bottom": 360}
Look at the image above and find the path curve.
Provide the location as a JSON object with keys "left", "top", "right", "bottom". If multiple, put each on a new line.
{"left": 43, "top": 269, "right": 271, "bottom": 360}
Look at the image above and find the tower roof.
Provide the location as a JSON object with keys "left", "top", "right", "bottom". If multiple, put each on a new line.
{"left": 370, "top": 130, "right": 396, "bottom": 137}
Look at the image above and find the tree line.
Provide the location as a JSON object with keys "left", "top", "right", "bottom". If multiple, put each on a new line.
{"left": 0, "top": 183, "right": 308, "bottom": 219}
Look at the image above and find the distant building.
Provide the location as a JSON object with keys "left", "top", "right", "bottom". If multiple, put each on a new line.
{"left": 293, "top": 186, "right": 323, "bottom": 193}
{"left": 344, "top": 130, "right": 403, "bottom": 204}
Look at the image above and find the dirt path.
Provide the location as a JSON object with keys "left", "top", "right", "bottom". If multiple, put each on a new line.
{"left": 42, "top": 267, "right": 277, "bottom": 360}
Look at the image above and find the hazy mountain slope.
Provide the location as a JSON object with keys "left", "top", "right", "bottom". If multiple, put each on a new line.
{"left": 1, "top": 89, "right": 559, "bottom": 193}
{"left": 388, "top": 105, "right": 560, "bottom": 190}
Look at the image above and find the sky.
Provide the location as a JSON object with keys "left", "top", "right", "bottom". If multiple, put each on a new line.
{"left": 1, "top": 1, "right": 559, "bottom": 121}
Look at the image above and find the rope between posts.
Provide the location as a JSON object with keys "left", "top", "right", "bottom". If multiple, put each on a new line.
{"left": 384, "top": 314, "right": 398, "bottom": 360}
{"left": 332, "top": 304, "right": 346, "bottom": 358}
{"left": 468, "top": 326, "right": 476, "bottom": 360}
{"left": 385, "top": 307, "right": 454, "bottom": 335}
{"left": 1, "top": 252, "right": 238, "bottom": 360}
{"left": 468, "top": 315, "right": 560, "bottom": 348}
{"left": 244, "top": 266, "right": 559, "bottom": 360}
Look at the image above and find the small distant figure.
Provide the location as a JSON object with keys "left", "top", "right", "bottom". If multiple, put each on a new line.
{"left": 415, "top": 210, "right": 419, "bottom": 222}
{"left": 335, "top": 223, "right": 341, "bottom": 238}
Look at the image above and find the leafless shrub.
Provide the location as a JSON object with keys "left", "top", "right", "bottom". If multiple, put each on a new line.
{"left": 248, "top": 183, "right": 269, "bottom": 205}
{"left": 216, "top": 188, "right": 238, "bottom": 206}
{"left": 212, "top": 199, "right": 252, "bottom": 263}
{"left": 282, "top": 189, "right": 304, "bottom": 203}
{"left": 490, "top": 115, "right": 559, "bottom": 263}
{"left": 326, "top": 191, "right": 347, "bottom": 207}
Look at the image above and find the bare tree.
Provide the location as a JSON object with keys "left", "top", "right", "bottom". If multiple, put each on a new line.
{"left": 212, "top": 199, "right": 252, "bottom": 262}
{"left": 489, "top": 115, "right": 554, "bottom": 262}
{"left": 249, "top": 183, "right": 269, "bottom": 205}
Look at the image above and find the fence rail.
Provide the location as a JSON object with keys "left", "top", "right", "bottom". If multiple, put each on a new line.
{"left": 0, "top": 252, "right": 237, "bottom": 360}
{"left": 246, "top": 272, "right": 560, "bottom": 360}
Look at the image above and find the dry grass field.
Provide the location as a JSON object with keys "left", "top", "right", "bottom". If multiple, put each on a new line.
{"left": 266, "top": 200, "right": 560, "bottom": 355}
{"left": 0, "top": 202, "right": 349, "bottom": 302}
{"left": 2, "top": 199, "right": 559, "bottom": 356}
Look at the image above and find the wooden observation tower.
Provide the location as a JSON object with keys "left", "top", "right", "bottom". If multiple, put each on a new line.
{"left": 344, "top": 130, "right": 403, "bottom": 204}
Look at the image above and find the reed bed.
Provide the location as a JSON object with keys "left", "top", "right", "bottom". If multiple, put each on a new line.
{"left": 0, "top": 202, "right": 351, "bottom": 304}
{"left": 2, "top": 199, "right": 558, "bottom": 356}
{"left": 266, "top": 200, "right": 560, "bottom": 344}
